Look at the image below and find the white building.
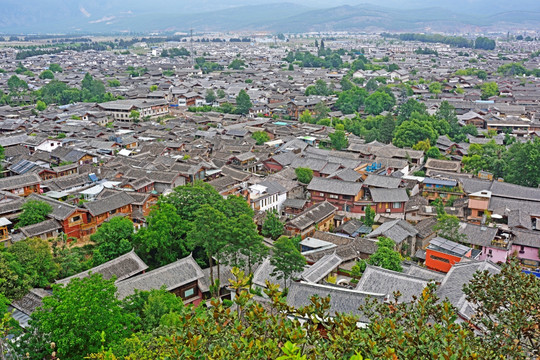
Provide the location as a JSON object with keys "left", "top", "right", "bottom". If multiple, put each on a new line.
{"left": 248, "top": 180, "right": 287, "bottom": 213}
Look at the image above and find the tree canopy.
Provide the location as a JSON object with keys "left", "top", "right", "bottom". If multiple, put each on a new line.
{"left": 18, "top": 274, "right": 136, "bottom": 360}
{"left": 235, "top": 89, "right": 252, "bottom": 114}
{"left": 270, "top": 236, "right": 305, "bottom": 290}
{"left": 91, "top": 217, "right": 134, "bottom": 266}
{"left": 16, "top": 200, "right": 52, "bottom": 228}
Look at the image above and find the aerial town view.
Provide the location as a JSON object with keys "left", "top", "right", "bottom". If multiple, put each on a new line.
{"left": 0, "top": 0, "right": 539, "bottom": 359}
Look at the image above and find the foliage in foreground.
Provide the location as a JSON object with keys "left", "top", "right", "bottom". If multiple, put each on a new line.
{"left": 4, "top": 261, "right": 537, "bottom": 360}
{"left": 86, "top": 269, "right": 497, "bottom": 360}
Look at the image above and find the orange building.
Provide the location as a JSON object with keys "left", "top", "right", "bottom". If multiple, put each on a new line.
{"left": 425, "top": 237, "right": 472, "bottom": 273}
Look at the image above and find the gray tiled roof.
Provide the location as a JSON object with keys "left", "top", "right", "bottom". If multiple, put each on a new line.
{"left": 363, "top": 174, "right": 401, "bottom": 189}
{"left": 115, "top": 254, "right": 204, "bottom": 299}
{"left": 355, "top": 265, "right": 428, "bottom": 303}
{"left": 402, "top": 263, "right": 445, "bottom": 282}
{"left": 287, "top": 201, "right": 337, "bottom": 231}
{"left": 368, "top": 219, "right": 418, "bottom": 245}
{"left": 56, "top": 250, "right": 148, "bottom": 286}
{"left": 330, "top": 168, "right": 362, "bottom": 182}
{"left": 424, "top": 158, "right": 461, "bottom": 172}
{"left": 19, "top": 219, "right": 61, "bottom": 238}
{"left": 301, "top": 253, "right": 342, "bottom": 283}
{"left": 252, "top": 257, "right": 306, "bottom": 290}
{"left": 26, "top": 193, "right": 78, "bottom": 220}
{"left": 307, "top": 177, "right": 363, "bottom": 196}
{"left": 83, "top": 191, "right": 134, "bottom": 216}
{"left": 304, "top": 237, "right": 378, "bottom": 263}
{"left": 437, "top": 260, "right": 500, "bottom": 319}
{"left": 512, "top": 228, "right": 540, "bottom": 248}
{"left": 369, "top": 188, "right": 409, "bottom": 203}
{"left": 0, "top": 173, "right": 41, "bottom": 191}
{"left": 287, "top": 281, "right": 386, "bottom": 319}
{"left": 508, "top": 209, "right": 533, "bottom": 230}
{"left": 11, "top": 288, "right": 51, "bottom": 316}
{"left": 458, "top": 223, "right": 497, "bottom": 247}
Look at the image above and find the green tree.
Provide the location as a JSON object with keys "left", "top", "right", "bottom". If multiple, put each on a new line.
{"left": 426, "top": 146, "right": 442, "bottom": 159}
{"left": 476, "top": 70, "right": 487, "bottom": 80}
{"left": 0, "top": 251, "right": 31, "bottom": 300}
{"left": 351, "top": 259, "right": 367, "bottom": 278}
{"left": 367, "top": 237, "right": 402, "bottom": 272}
{"left": 19, "top": 274, "right": 135, "bottom": 360}
{"left": 16, "top": 200, "right": 52, "bottom": 228}
{"left": 226, "top": 214, "right": 268, "bottom": 275}
{"left": 365, "top": 91, "right": 394, "bottom": 115}
{"left": 36, "top": 100, "right": 47, "bottom": 111}
{"left": 107, "top": 79, "right": 121, "bottom": 87}
{"left": 314, "top": 101, "right": 329, "bottom": 121}
{"left": 329, "top": 129, "right": 348, "bottom": 150}
{"left": 122, "top": 288, "right": 185, "bottom": 332}
{"left": 480, "top": 82, "right": 499, "bottom": 100}
{"left": 262, "top": 211, "right": 284, "bottom": 240}
{"left": 305, "top": 79, "right": 331, "bottom": 96}
{"left": 378, "top": 113, "right": 395, "bottom": 143}
{"left": 39, "top": 69, "right": 54, "bottom": 80}
{"left": 7, "top": 75, "right": 28, "bottom": 93}
{"left": 434, "top": 214, "right": 467, "bottom": 243}
{"left": 503, "top": 139, "right": 540, "bottom": 187}
{"left": 228, "top": 59, "right": 246, "bottom": 70}
{"left": 474, "top": 36, "right": 496, "bottom": 50}
{"left": 217, "top": 89, "right": 226, "bottom": 99}
{"left": 295, "top": 167, "right": 313, "bottom": 184}
{"left": 463, "top": 259, "right": 539, "bottom": 359}
{"left": 7, "top": 237, "right": 59, "bottom": 288}
{"left": 130, "top": 109, "right": 140, "bottom": 123}
{"left": 205, "top": 89, "right": 216, "bottom": 104}
{"left": 0, "top": 293, "right": 20, "bottom": 356}
{"left": 161, "top": 182, "right": 223, "bottom": 222}
{"left": 393, "top": 112, "right": 438, "bottom": 148}
{"left": 299, "top": 109, "right": 313, "bottom": 123}
{"left": 335, "top": 86, "right": 368, "bottom": 114}
{"left": 48, "top": 63, "right": 63, "bottom": 73}
{"left": 235, "top": 90, "right": 252, "bottom": 114}
{"left": 81, "top": 72, "right": 106, "bottom": 102}
{"left": 252, "top": 131, "right": 270, "bottom": 145}
{"left": 188, "top": 204, "right": 228, "bottom": 296}
{"left": 270, "top": 237, "right": 306, "bottom": 290}
{"left": 149, "top": 85, "right": 158, "bottom": 92}
{"left": 91, "top": 217, "right": 134, "bottom": 266}
{"left": 90, "top": 270, "right": 488, "bottom": 359}
{"left": 429, "top": 81, "right": 442, "bottom": 95}
{"left": 397, "top": 98, "right": 427, "bottom": 125}
{"left": 363, "top": 205, "right": 375, "bottom": 227}
{"left": 133, "top": 203, "right": 192, "bottom": 269}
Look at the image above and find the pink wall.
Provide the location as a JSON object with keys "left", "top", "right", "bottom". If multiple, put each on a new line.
{"left": 481, "top": 246, "right": 509, "bottom": 264}
{"left": 512, "top": 245, "right": 540, "bottom": 263}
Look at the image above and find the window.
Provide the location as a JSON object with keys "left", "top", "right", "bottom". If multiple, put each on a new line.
{"left": 319, "top": 192, "right": 325, "bottom": 197}
{"left": 183, "top": 287, "right": 195, "bottom": 298}
{"left": 329, "top": 194, "right": 339, "bottom": 199}
{"left": 430, "top": 254, "right": 450, "bottom": 263}
{"left": 519, "top": 245, "right": 525, "bottom": 254}
{"left": 392, "top": 202, "right": 401, "bottom": 209}
{"left": 70, "top": 215, "right": 81, "bottom": 223}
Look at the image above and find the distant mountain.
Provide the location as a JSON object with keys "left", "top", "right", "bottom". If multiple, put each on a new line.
{"left": 0, "top": 0, "right": 538, "bottom": 33}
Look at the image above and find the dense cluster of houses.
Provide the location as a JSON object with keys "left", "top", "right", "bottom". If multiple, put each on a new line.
{"left": 1, "top": 34, "right": 540, "bottom": 326}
